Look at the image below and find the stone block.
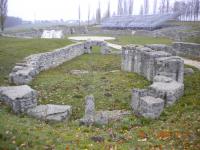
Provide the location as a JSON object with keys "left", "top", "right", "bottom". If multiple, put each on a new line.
{"left": 149, "top": 80, "right": 184, "bottom": 106}
{"left": 0, "top": 85, "right": 37, "bottom": 113}
{"left": 155, "top": 56, "right": 184, "bottom": 83}
{"left": 139, "top": 96, "right": 164, "bottom": 119}
{"left": 27, "top": 104, "right": 72, "bottom": 122}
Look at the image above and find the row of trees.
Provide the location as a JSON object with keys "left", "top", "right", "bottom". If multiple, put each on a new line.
{"left": 84, "top": 0, "right": 200, "bottom": 25}
{"left": 174, "top": 0, "right": 200, "bottom": 21}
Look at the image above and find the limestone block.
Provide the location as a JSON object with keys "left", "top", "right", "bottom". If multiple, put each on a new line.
{"left": 27, "top": 104, "right": 72, "bottom": 122}
{"left": 131, "top": 89, "right": 148, "bottom": 114}
{"left": 80, "top": 110, "right": 131, "bottom": 125}
{"left": 0, "top": 85, "right": 37, "bottom": 113}
{"left": 155, "top": 56, "right": 184, "bottom": 83}
{"left": 139, "top": 96, "right": 164, "bottom": 119}
{"left": 85, "top": 95, "right": 95, "bottom": 116}
{"left": 149, "top": 80, "right": 184, "bottom": 106}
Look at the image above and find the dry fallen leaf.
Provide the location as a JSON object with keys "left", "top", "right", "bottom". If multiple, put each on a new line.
{"left": 156, "top": 130, "right": 171, "bottom": 140}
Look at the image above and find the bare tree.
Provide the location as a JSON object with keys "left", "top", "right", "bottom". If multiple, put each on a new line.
{"left": 140, "top": 5, "right": 144, "bottom": 15}
{"left": 123, "top": 0, "right": 128, "bottom": 15}
{"left": 88, "top": 4, "right": 90, "bottom": 26}
{"left": 144, "top": 0, "right": 149, "bottom": 15}
{"left": 96, "top": 1, "right": 101, "bottom": 24}
{"left": 153, "top": 0, "right": 157, "bottom": 14}
{"left": 105, "top": 1, "right": 111, "bottom": 18}
{"left": 78, "top": 5, "right": 81, "bottom": 26}
{"left": 128, "top": 0, "right": 134, "bottom": 15}
{"left": 194, "top": 0, "right": 199, "bottom": 21}
{"left": 117, "top": 0, "right": 123, "bottom": 15}
{"left": 166, "top": 0, "right": 170, "bottom": 13}
{"left": 160, "top": 0, "right": 166, "bottom": 14}
{"left": 0, "top": 0, "right": 8, "bottom": 31}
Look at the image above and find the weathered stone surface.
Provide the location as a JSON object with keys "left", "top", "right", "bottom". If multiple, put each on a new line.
{"left": 70, "top": 70, "right": 89, "bottom": 75}
{"left": 149, "top": 80, "right": 184, "bottom": 106}
{"left": 80, "top": 110, "right": 131, "bottom": 125}
{"left": 85, "top": 95, "right": 95, "bottom": 116}
{"left": 184, "top": 68, "right": 194, "bottom": 76}
{"left": 155, "top": 56, "right": 184, "bottom": 83}
{"left": 153, "top": 75, "right": 173, "bottom": 83}
{"left": 0, "top": 85, "right": 37, "bottom": 113}
{"left": 145, "top": 44, "right": 176, "bottom": 55}
{"left": 27, "top": 104, "right": 72, "bottom": 121}
{"left": 80, "top": 95, "right": 131, "bottom": 125}
{"left": 139, "top": 96, "right": 164, "bottom": 119}
{"left": 131, "top": 89, "right": 164, "bottom": 118}
{"left": 172, "top": 42, "right": 200, "bottom": 57}
{"left": 121, "top": 45, "right": 173, "bottom": 81}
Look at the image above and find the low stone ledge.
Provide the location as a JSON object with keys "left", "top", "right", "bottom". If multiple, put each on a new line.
{"left": 0, "top": 85, "right": 37, "bottom": 113}
{"left": 79, "top": 95, "right": 131, "bottom": 125}
{"left": 27, "top": 104, "right": 72, "bottom": 122}
{"left": 172, "top": 42, "right": 200, "bottom": 57}
{"left": 79, "top": 110, "right": 131, "bottom": 125}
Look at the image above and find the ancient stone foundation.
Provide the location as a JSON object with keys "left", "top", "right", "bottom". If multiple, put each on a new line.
{"left": 9, "top": 40, "right": 110, "bottom": 85}
{"left": 122, "top": 45, "right": 184, "bottom": 119}
{"left": 0, "top": 41, "right": 110, "bottom": 122}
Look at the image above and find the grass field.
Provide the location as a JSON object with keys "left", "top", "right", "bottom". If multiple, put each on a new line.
{"left": 0, "top": 37, "right": 73, "bottom": 85}
{"left": 0, "top": 37, "right": 200, "bottom": 149}
{"left": 112, "top": 35, "right": 172, "bottom": 45}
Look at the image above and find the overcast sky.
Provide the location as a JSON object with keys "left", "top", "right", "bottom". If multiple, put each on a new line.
{"left": 8, "top": 0, "right": 181, "bottom": 21}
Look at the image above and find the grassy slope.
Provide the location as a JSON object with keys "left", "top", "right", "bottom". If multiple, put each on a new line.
{"left": 112, "top": 35, "right": 172, "bottom": 45}
{"left": 0, "top": 37, "right": 199, "bottom": 149}
{"left": 0, "top": 37, "right": 73, "bottom": 85}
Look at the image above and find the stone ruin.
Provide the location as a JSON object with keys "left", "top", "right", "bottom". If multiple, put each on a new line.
{"left": 0, "top": 40, "right": 111, "bottom": 122}
{"left": 9, "top": 40, "right": 110, "bottom": 85}
{"left": 0, "top": 40, "right": 185, "bottom": 123}
{"left": 80, "top": 95, "right": 131, "bottom": 125}
{"left": 121, "top": 45, "right": 184, "bottom": 119}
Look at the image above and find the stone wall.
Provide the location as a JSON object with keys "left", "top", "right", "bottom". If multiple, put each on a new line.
{"left": 9, "top": 40, "right": 110, "bottom": 85}
{"left": 121, "top": 45, "right": 184, "bottom": 83}
{"left": 122, "top": 45, "right": 184, "bottom": 119}
{"left": 172, "top": 42, "right": 200, "bottom": 57}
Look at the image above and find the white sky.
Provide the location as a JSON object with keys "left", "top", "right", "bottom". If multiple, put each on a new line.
{"left": 8, "top": 0, "right": 180, "bottom": 21}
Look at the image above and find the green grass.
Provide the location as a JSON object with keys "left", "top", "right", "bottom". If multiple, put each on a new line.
{"left": 0, "top": 37, "right": 200, "bottom": 149}
{"left": 31, "top": 47, "right": 150, "bottom": 119}
{"left": 0, "top": 37, "right": 73, "bottom": 85}
{"left": 185, "top": 36, "right": 200, "bottom": 44}
{"left": 112, "top": 35, "right": 172, "bottom": 46}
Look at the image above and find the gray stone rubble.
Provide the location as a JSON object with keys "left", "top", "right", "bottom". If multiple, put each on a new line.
{"left": 27, "top": 104, "right": 72, "bottom": 121}
{"left": 122, "top": 45, "right": 185, "bottom": 119}
{"left": 80, "top": 95, "right": 131, "bottom": 125}
{"left": 0, "top": 85, "right": 37, "bottom": 113}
